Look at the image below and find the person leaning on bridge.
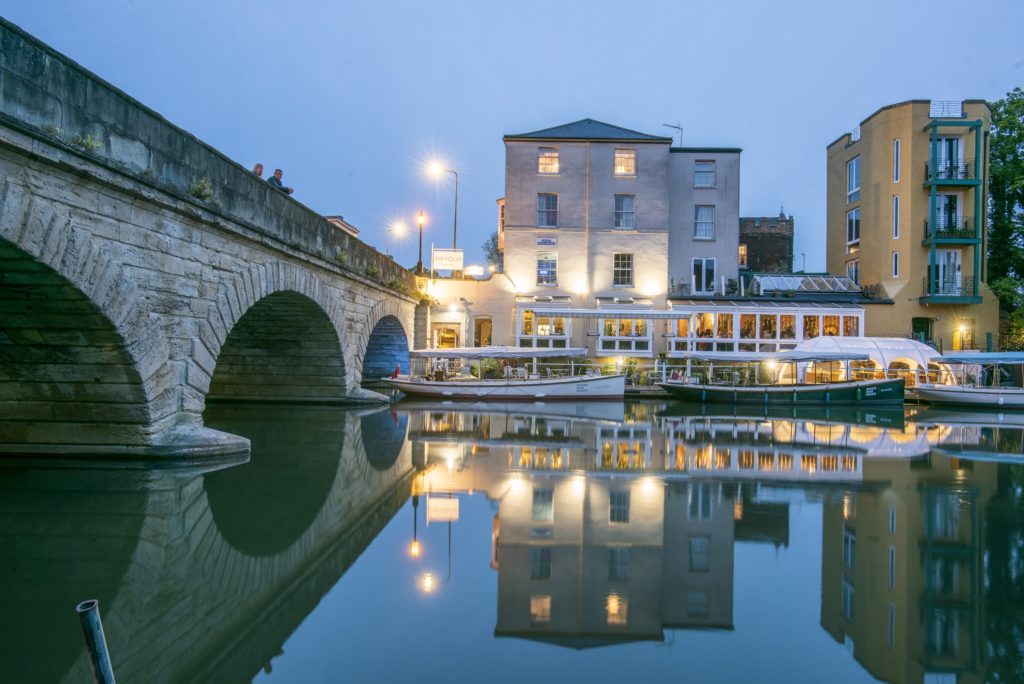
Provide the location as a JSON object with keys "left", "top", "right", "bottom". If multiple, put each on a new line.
{"left": 267, "top": 168, "right": 294, "bottom": 195}
{"left": 252, "top": 162, "right": 264, "bottom": 178}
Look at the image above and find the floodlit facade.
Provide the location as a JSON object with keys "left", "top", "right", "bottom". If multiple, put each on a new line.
{"left": 826, "top": 100, "right": 999, "bottom": 351}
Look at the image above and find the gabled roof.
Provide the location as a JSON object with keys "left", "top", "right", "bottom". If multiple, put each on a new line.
{"left": 504, "top": 118, "right": 672, "bottom": 143}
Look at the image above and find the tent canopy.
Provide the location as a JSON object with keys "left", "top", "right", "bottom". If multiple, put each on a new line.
{"left": 678, "top": 351, "right": 870, "bottom": 363}
{"left": 930, "top": 352, "right": 1024, "bottom": 365}
{"left": 793, "top": 336, "right": 939, "bottom": 369}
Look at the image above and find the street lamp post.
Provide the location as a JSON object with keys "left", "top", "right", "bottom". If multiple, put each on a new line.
{"left": 416, "top": 211, "right": 426, "bottom": 274}
{"left": 428, "top": 163, "right": 459, "bottom": 250}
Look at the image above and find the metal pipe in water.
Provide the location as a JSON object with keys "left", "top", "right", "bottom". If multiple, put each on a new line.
{"left": 76, "top": 599, "right": 116, "bottom": 684}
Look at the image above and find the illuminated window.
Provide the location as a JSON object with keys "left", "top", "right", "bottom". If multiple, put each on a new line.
{"left": 609, "top": 490, "right": 630, "bottom": 523}
{"left": 532, "top": 489, "right": 553, "bottom": 522}
{"left": 606, "top": 593, "right": 628, "bottom": 625}
{"left": 537, "top": 193, "right": 557, "bottom": 227}
{"left": 530, "top": 547, "right": 551, "bottom": 579}
{"left": 613, "top": 253, "right": 634, "bottom": 286}
{"left": 614, "top": 194, "right": 635, "bottom": 229}
{"left": 538, "top": 147, "right": 559, "bottom": 174}
{"left": 614, "top": 149, "right": 636, "bottom": 175}
{"left": 689, "top": 535, "right": 710, "bottom": 572}
{"left": 694, "top": 160, "right": 716, "bottom": 187}
{"left": 847, "top": 157, "right": 860, "bottom": 202}
{"left": 536, "top": 251, "right": 557, "bottom": 285}
{"left": 608, "top": 547, "right": 630, "bottom": 581}
{"left": 824, "top": 315, "right": 841, "bottom": 336}
{"left": 843, "top": 316, "right": 860, "bottom": 336}
{"left": 738, "top": 243, "right": 748, "bottom": 267}
{"left": 780, "top": 315, "right": 796, "bottom": 339}
{"left": 803, "top": 315, "right": 819, "bottom": 339}
{"left": 530, "top": 595, "right": 552, "bottom": 623}
{"left": 694, "top": 205, "right": 715, "bottom": 239}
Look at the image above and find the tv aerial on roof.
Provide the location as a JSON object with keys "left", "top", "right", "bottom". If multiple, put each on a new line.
{"left": 663, "top": 123, "right": 683, "bottom": 146}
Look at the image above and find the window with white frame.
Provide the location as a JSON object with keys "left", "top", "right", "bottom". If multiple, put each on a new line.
{"left": 537, "top": 193, "right": 557, "bottom": 227}
{"left": 694, "top": 160, "right": 716, "bottom": 187}
{"left": 536, "top": 251, "right": 557, "bottom": 285}
{"left": 532, "top": 489, "right": 554, "bottom": 522}
{"left": 893, "top": 139, "right": 901, "bottom": 182}
{"left": 613, "top": 253, "right": 634, "bottom": 286}
{"left": 847, "top": 156, "right": 860, "bottom": 202}
{"left": 600, "top": 318, "right": 651, "bottom": 354}
{"left": 614, "top": 148, "right": 636, "bottom": 175}
{"left": 692, "top": 257, "right": 716, "bottom": 294}
{"left": 609, "top": 491, "right": 630, "bottom": 523}
{"left": 892, "top": 251, "right": 900, "bottom": 278}
{"left": 518, "top": 309, "right": 568, "bottom": 348}
{"left": 614, "top": 194, "right": 635, "bottom": 229}
{"left": 846, "top": 259, "right": 860, "bottom": 285}
{"left": 538, "top": 147, "right": 559, "bottom": 174}
{"left": 694, "top": 205, "right": 715, "bottom": 239}
{"left": 846, "top": 208, "right": 860, "bottom": 251}
{"left": 893, "top": 195, "right": 900, "bottom": 238}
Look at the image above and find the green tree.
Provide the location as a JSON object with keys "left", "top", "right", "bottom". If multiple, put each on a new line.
{"left": 482, "top": 231, "right": 503, "bottom": 272}
{"left": 988, "top": 88, "right": 1024, "bottom": 306}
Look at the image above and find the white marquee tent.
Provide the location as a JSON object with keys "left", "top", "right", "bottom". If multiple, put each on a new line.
{"left": 793, "top": 336, "right": 943, "bottom": 371}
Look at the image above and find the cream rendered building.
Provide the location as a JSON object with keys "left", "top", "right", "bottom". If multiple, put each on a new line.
{"left": 826, "top": 100, "right": 999, "bottom": 351}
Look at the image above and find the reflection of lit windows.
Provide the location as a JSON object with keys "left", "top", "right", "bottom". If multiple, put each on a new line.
{"left": 841, "top": 579, "right": 855, "bottom": 621}
{"left": 778, "top": 453, "right": 793, "bottom": 471}
{"left": 530, "top": 547, "right": 551, "bottom": 580}
{"left": 606, "top": 593, "right": 628, "bottom": 625}
{"left": 689, "top": 535, "right": 710, "bottom": 572}
{"left": 532, "top": 489, "right": 553, "bottom": 522}
{"left": 608, "top": 547, "right": 630, "bottom": 581}
{"left": 530, "top": 595, "right": 552, "bottom": 624}
{"left": 801, "top": 455, "right": 817, "bottom": 474}
{"left": 687, "top": 590, "right": 710, "bottom": 617}
{"left": 842, "top": 527, "right": 856, "bottom": 569}
{"left": 609, "top": 491, "right": 630, "bottom": 523}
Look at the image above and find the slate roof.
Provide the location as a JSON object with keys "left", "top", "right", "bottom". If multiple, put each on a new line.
{"left": 504, "top": 118, "right": 672, "bottom": 143}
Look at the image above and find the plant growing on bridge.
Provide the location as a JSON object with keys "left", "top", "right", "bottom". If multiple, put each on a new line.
{"left": 188, "top": 176, "right": 214, "bottom": 201}
{"left": 335, "top": 250, "right": 349, "bottom": 266}
{"left": 70, "top": 132, "right": 103, "bottom": 152}
{"left": 365, "top": 264, "right": 381, "bottom": 279}
{"left": 43, "top": 124, "right": 64, "bottom": 138}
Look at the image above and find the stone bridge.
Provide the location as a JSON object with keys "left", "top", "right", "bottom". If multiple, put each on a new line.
{"left": 0, "top": 403, "right": 416, "bottom": 683}
{"left": 0, "top": 19, "right": 420, "bottom": 458}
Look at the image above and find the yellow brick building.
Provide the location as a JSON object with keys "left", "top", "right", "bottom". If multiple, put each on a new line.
{"left": 826, "top": 100, "right": 999, "bottom": 351}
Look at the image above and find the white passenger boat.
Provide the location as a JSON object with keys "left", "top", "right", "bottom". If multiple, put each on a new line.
{"left": 913, "top": 352, "right": 1024, "bottom": 409}
{"left": 383, "top": 346, "right": 625, "bottom": 401}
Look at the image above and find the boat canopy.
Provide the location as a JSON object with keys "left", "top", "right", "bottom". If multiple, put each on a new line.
{"left": 409, "top": 345, "right": 588, "bottom": 360}
{"left": 929, "top": 352, "right": 1024, "bottom": 365}
{"left": 677, "top": 351, "right": 871, "bottom": 363}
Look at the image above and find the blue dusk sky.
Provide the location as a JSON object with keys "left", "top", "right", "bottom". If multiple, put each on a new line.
{"left": 5, "top": 0, "right": 1023, "bottom": 271}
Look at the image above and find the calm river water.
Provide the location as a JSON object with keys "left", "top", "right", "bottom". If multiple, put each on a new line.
{"left": 2, "top": 401, "right": 1022, "bottom": 683}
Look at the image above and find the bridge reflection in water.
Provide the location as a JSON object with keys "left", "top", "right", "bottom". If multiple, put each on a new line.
{"left": 0, "top": 402, "right": 1021, "bottom": 683}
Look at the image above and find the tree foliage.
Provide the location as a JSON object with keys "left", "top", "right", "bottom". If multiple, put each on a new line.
{"left": 988, "top": 88, "right": 1024, "bottom": 306}
{"left": 482, "top": 231, "right": 503, "bottom": 272}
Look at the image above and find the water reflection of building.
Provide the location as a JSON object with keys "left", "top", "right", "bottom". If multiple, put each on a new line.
{"left": 820, "top": 453, "right": 997, "bottom": 684}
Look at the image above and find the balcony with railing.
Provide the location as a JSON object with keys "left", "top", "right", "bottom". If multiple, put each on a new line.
{"left": 925, "top": 159, "right": 976, "bottom": 183}
{"left": 920, "top": 276, "right": 980, "bottom": 304}
{"left": 924, "top": 216, "right": 977, "bottom": 243}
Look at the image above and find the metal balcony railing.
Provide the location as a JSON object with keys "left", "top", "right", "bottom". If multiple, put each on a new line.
{"left": 925, "top": 159, "right": 975, "bottom": 181}
{"left": 924, "top": 216, "right": 975, "bottom": 239}
{"left": 922, "top": 276, "right": 976, "bottom": 298}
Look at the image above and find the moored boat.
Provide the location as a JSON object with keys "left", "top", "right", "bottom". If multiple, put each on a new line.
{"left": 383, "top": 346, "right": 625, "bottom": 401}
{"left": 913, "top": 352, "right": 1024, "bottom": 408}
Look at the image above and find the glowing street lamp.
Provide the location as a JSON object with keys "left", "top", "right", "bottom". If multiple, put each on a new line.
{"left": 416, "top": 211, "right": 426, "bottom": 274}
{"left": 427, "top": 161, "right": 459, "bottom": 249}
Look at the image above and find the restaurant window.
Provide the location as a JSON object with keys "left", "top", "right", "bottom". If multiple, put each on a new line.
{"left": 695, "top": 205, "right": 715, "bottom": 239}
{"left": 738, "top": 243, "right": 748, "bottom": 267}
{"left": 676, "top": 317, "right": 690, "bottom": 337}
{"left": 614, "top": 194, "right": 635, "bottom": 229}
{"left": 780, "top": 315, "right": 796, "bottom": 339}
{"left": 614, "top": 148, "right": 636, "bottom": 175}
{"left": 689, "top": 535, "right": 711, "bottom": 572}
{"left": 530, "top": 595, "right": 552, "bottom": 623}
{"left": 538, "top": 147, "right": 559, "bottom": 174}
{"left": 847, "top": 156, "right": 860, "bottom": 202}
{"left": 843, "top": 316, "right": 860, "bottom": 336}
{"left": 824, "top": 315, "right": 840, "bottom": 336}
{"left": 609, "top": 491, "right": 630, "bottom": 523}
{"left": 530, "top": 547, "right": 551, "bottom": 580}
{"left": 613, "top": 253, "right": 634, "bottom": 286}
{"left": 608, "top": 547, "right": 630, "bottom": 581}
{"left": 519, "top": 310, "right": 568, "bottom": 348}
{"left": 717, "top": 313, "right": 733, "bottom": 339}
{"left": 694, "top": 160, "right": 716, "bottom": 187}
{"left": 536, "top": 251, "right": 557, "bottom": 285}
{"left": 537, "top": 193, "right": 558, "bottom": 227}
{"left": 600, "top": 318, "right": 650, "bottom": 354}
{"left": 696, "top": 312, "right": 714, "bottom": 338}
{"left": 532, "top": 489, "right": 554, "bottom": 522}
{"left": 803, "top": 315, "right": 820, "bottom": 339}
{"left": 759, "top": 314, "right": 777, "bottom": 339}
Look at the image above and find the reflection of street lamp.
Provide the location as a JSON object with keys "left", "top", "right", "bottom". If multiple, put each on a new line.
{"left": 408, "top": 494, "right": 421, "bottom": 558}
{"left": 416, "top": 211, "right": 426, "bottom": 274}
{"left": 428, "top": 162, "right": 459, "bottom": 249}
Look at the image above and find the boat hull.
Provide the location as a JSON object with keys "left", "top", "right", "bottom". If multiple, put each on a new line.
{"left": 383, "top": 373, "right": 626, "bottom": 401}
{"left": 913, "top": 384, "right": 1024, "bottom": 408}
{"left": 658, "top": 378, "right": 905, "bottom": 405}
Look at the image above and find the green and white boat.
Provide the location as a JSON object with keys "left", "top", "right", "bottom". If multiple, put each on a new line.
{"left": 659, "top": 351, "right": 905, "bottom": 406}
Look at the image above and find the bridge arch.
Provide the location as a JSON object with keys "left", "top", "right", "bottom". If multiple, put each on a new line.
{"left": 0, "top": 236, "right": 164, "bottom": 450}
{"left": 363, "top": 314, "right": 411, "bottom": 381}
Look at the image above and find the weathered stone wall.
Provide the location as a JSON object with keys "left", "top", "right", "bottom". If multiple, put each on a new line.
{"left": 0, "top": 19, "right": 418, "bottom": 456}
